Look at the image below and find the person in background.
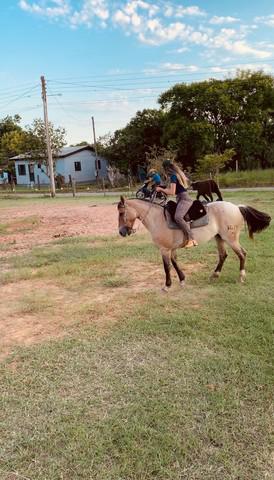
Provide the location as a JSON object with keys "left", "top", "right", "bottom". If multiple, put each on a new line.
{"left": 146, "top": 168, "right": 162, "bottom": 188}
{"left": 156, "top": 160, "right": 198, "bottom": 248}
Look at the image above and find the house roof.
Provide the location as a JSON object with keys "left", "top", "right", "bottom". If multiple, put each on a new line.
{"left": 10, "top": 145, "right": 95, "bottom": 161}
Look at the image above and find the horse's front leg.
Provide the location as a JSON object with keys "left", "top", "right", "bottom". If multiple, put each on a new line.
{"left": 161, "top": 248, "right": 172, "bottom": 292}
{"left": 171, "top": 249, "right": 185, "bottom": 287}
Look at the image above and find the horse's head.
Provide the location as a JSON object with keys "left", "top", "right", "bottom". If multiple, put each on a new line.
{"left": 117, "top": 196, "right": 138, "bottom": 237}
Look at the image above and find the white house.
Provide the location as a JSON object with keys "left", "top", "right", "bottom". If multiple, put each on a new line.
{"left": 11, "top": 145, "right": 108, "bottom": 186}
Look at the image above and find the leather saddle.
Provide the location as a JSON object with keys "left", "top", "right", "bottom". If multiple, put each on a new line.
{"left": 164, "top": 200, "right": 209, "bottom": 230}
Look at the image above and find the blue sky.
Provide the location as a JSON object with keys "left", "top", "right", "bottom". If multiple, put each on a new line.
{"left": 1, "top": 0, "right": 274, "bottom": 145}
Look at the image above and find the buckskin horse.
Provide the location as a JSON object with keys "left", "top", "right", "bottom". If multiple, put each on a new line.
{"left": 117, "top": 196, "right": 271, "bottom": 291}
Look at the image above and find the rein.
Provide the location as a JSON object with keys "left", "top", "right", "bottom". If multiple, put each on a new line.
{"left": 124, "top": 198, "right": 159, "bottom": 233}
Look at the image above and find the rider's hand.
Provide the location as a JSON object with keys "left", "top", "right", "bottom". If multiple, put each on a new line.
{"left": 155, "top": 186, "right": 161, "bottom": 192}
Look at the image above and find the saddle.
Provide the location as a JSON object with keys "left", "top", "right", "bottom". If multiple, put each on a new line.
{"left": 164, "top": 200, "right": 209, "bottom": 230}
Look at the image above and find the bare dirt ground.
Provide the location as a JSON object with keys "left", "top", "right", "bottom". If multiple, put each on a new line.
{"left": 0, "top": 201, "right": 204, "bottom": 360}
{"left": 0, "top": 202, "right": 145, "bottom": 258}
{"left": 0, "top": 202, "right": 150, "bottom": 358}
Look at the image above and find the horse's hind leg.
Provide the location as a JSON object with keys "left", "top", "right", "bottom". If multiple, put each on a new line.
{"left": 223, "top": 229, "right": 247, "bottom": 282}
{"left": 171, "top": 249, "right": 185, "bottom": 287}
{"left": 161, "top": 248, "right": 172, "bottom": 292}
{"left": 211, "top": 235, "right": 228, "bottom": 279}
{"left": 230, "top": 242, "right": 247, "bottom": 283}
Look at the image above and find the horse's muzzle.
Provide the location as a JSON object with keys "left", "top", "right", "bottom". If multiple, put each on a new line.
{"left": 119, "top": 226, "right": 131, "bottom": 237}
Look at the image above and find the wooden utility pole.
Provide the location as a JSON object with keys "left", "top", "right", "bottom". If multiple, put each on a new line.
{"left": 92, "top": 116, "right": 99, "bottom": 180}
{"left": 41, "top": 75, "right": 56, "bottom": 197}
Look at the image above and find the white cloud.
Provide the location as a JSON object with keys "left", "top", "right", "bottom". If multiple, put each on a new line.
{"left": 173, "top": 5, "right": 206, "bottom": 18}
{"left": 113, "top": 9, "right": 131, "bottom": 26}
{"left": 19, "top": 0, "right": 70, "bottom": 17}
{"left": 70, "top": 0, "right": 109, "bottom": 27}
{"left": 210, "top": 29, "right": 271, "bottom": 59}
{"left": 18, "top": 1, "right": 273, "bottom": 61}
{"left": 254, "top": 14, "right": 274, "bottom": 27}
{"left": 229, "top": 41, "right": 271, "bottom": 58}
{"left": 209, "top": 16, "right": 239, "bottom": 25}
{"left": 159, "top": 62, "right": 199, "bottom": 72}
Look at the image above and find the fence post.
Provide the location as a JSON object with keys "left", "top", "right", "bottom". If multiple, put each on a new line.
{"left": 102, "top": 177, "right": 106, "bottom": 196}
{"left": 72, "top": 179, "right": 76, "bottom": 197}
{"left": 37, "top": 175, "right": 41, "bottom": 190}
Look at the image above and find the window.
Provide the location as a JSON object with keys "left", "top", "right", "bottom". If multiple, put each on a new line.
{"left": 18, "top": 164, "right": 26, "bottom": 176}
{"left": 74, "top": 161, "right": 81, "bottom": 171}
{"left": 98, "top": 159, "right": 101, "bottom": 170}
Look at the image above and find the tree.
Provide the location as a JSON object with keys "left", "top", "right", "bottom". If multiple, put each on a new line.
{"left": 70, "top": 141, "right": 89, "bottom": 146}
{"left": 145, "top": 145, "right": 177, "bottom": 172}
{"left": 98, "top": 109, "right": 165, "bottom": 174}
{"left": 0, "top": 116, "right": 66, "bottom": 171}
{"left": 159, "top": 71, "right": 274, "bottom": 169}
{"left": 195, "top": 149, "right": 235, "bottom": 183}
{"left": 0, "top": 115, "right": 23, "bottom": 166}
{"left": 25, "top": 118, "right": 66, "bottom": 163}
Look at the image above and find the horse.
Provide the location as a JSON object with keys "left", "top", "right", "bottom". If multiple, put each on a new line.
{"left": 117, "top": 196, "right": 271, "bottom": 291}
{"left": 191, "top": 179, "right": 223, "bottom": 202}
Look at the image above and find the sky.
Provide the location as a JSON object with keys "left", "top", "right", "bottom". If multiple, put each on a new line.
{"left": 1, "top": 0, "right": 274, "bottom": 145}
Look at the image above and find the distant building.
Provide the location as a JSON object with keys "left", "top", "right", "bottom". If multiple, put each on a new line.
{"left": 11, "top": 145, "right": 108, "bottom": 186}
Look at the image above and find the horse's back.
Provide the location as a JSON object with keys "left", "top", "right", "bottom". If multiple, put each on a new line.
{"left": 207, "top": 200, "right": 243, "bottom": 225}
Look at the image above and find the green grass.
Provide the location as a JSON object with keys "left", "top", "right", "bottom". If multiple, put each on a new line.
{"left": 0, "top": 192, "right": 273, "bottom": 480}
{"left": 219, "top": 168, "right": 274, "bottom": 188}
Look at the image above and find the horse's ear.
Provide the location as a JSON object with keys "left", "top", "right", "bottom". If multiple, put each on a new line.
{"left": 120, "top": 195, "right": 125, "bottom": 205}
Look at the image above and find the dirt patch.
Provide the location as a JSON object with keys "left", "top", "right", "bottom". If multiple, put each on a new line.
{"left": 0, "top": 259, "right": 206, "bottom": 361}
{"left": 0, "top": 202, "right": 145, "bottom": 257}
{"left": 0, "top": 202, "right": 206, "bottom": 360}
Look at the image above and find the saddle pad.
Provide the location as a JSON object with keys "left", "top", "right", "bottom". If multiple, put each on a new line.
{"left": 165, "top": 210, "right": 209, "bottom": 230}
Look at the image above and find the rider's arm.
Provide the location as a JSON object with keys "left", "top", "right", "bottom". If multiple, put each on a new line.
{"left": 157, "top": 183, "right": 176, "bottom": 195}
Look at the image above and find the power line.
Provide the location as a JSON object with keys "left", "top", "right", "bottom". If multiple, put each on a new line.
{"left": 0, "top": 85, "right": 40, "bottom": 108}
{"left": 0, "top": 82, "right": 40, "bottom": 95}
{"left": 46, "top": 58, "right": 274, "bottom": 83}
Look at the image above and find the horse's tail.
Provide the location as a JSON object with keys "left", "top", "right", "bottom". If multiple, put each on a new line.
{"left": 239, "top": 205, "right": 271, "bottom": 239}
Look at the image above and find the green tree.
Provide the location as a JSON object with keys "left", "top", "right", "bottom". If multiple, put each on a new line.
{"left": 0, "top": 116, "right": 66, "bottom": 173}
{"left": 98, "top": 109, "right": 165, "bottom": 174}
{"left": 195, "top": 149, "right": 235, "bottom": 183}
{"left": 0, "top": 115, "right": 23, "bottom": 166}
{"left": 25, "top": 118, "right": 66, "bottom": 163}
{"left": 159, "top": 71, "right": 274, "bottom": 169}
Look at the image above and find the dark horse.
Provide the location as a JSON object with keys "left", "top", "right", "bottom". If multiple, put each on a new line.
{"left": 191, "top": 179, "right": 223, "bottom": 202}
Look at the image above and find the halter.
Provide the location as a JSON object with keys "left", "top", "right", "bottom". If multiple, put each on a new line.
{"left": 120, "top": 199, "right": 155, "bottom": 234}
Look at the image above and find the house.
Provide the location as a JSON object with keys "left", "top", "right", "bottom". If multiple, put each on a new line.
{"left": 11, "top": 145, "right": 108, "bottom": 186}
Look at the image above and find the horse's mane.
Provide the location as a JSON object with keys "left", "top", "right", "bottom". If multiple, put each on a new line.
{"left": 127, "top": 198, "right": 165, "bottom": 209}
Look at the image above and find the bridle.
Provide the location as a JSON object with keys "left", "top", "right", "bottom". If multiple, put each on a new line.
{"left": 119, "top": 199, "right": 155, "bottom": 234}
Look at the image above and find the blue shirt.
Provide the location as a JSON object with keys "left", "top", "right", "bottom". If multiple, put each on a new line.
{"left": 148, "top": 172, "right": 161, "bottom": 185}
{"left": 170, "top": 173, "right": 187, "bottom": 194}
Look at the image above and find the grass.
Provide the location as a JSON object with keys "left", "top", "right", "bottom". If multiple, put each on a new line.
{"left": 219, "top": 168, "right": 274, "bottom": 188}
{"left": 0, "top": 192, "right": 273, "bottom": 480}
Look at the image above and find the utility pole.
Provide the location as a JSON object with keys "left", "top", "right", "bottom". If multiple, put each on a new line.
{"left": 92, "top": 116, "right": 99, "bottom": 180}
{"left": 41, "top": 75, "right": 56, "bottom": 197}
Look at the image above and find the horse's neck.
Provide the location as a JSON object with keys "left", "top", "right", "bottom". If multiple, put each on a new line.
{"left": 128, "top": 199, "right": 163, "bottom": 228}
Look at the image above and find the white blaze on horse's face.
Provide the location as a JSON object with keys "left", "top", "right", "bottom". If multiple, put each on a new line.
{"left": 118, "top": 197, "right": 137, "bottom": 237}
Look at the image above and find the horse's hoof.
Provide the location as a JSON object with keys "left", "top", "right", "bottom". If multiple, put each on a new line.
{"left": 239, "top": 270, "right": 246, "bottom": 283}
{"left": 180, "top": 280, "right": 185, "bottom": 288}
{"left": 162, "top": 286, "right": 170, "bottom": 293}
{"left": 210, "top": 272, "right": 220, "bottom": 280}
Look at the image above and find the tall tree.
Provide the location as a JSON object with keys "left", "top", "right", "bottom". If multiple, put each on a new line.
{"left": 159, "top": 71, "right": 274, "bottom": 169}
{"left": 99, "top": 109, "right": 165, "bottom": 173}
{"left": 0, "top": 115, "right": 23, "bottom": 166}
